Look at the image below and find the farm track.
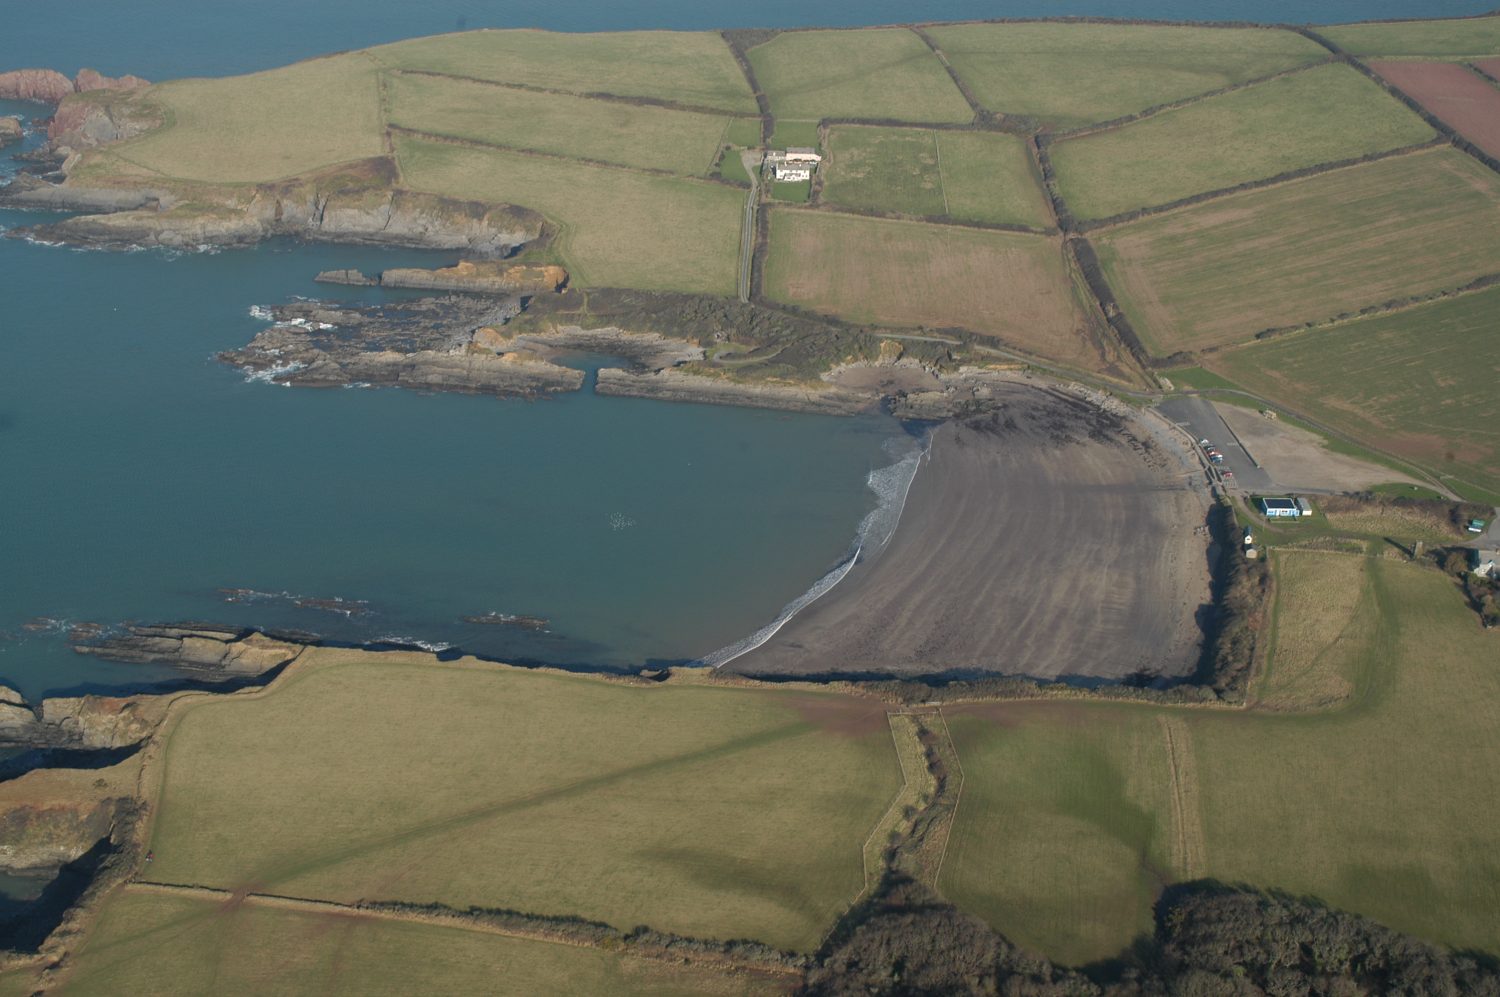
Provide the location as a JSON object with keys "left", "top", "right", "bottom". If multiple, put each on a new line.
{"left": 1157, "top": 716, "right": 1207, "bottom": 879}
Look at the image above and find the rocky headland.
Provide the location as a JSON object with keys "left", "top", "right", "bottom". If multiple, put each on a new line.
{"left": 222, "top": 296, "right": 587, "bottom": 396}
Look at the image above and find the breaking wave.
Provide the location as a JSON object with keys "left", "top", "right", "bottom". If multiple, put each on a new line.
{"left": 698, "top": 431, "right": 931, "bottom": 670}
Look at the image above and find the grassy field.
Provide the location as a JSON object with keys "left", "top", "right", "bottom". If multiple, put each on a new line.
{"left": 43, "top": 890, "right": 771, "bottom": 996}
{"left": 748, "top": 28, "right": 973, "bottom": 124}
{"left": 1050, "top": 63, "right": 1434, "bottom": 219}
{"left": 386, "top": 73, "right": 732, "bottom": 176}
{"left": 763, "top": 210, "right": 1097, "bottom": 368}
{"left": 1094, "top": 148, "right": 1500, "bottom": 353}
{"left": 1210, "top": 286, "right": 1500, "bottom": 496}
{"left": 369, "top": 29, "right": 758, "bottom": 113}
{"left": 145, "top": 653, "right": 901, "bottom": 952}
{"left": 396, "top": 135, "right": 742, "bottom": 296}
{"left": 926, "top": 22, "right": 1329, "bottom": 129}
{"left": 99, "top": 53, "right": 384, "bottom": 183}
{"left": 820, "top": 125, "right": 1051, "bottom": 227}
{"left": 1253, "top": 551, "right": 1370, "bottom": 710}
{"left": 1321, "top": 14, "right": 1500, "bottom": 57}
{"left": 942, "top": 554, "right": 1500, "bottom": 966}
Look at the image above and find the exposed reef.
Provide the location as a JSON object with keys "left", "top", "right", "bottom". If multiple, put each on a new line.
{"left": 70, "top": 624, "right": 303, "bottom": 679}
{"left": 596, "top": 367, "right": 875, "bottom": 414}
{"left": 223, "top": 296, "right": 584, "bottom": 395}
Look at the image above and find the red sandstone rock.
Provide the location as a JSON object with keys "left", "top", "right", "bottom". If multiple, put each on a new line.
{"left": 0, "top": 68, "right": 74, "bottom": 103}
{"left": 73, "top": 68, "right": 149, "bottom": 93}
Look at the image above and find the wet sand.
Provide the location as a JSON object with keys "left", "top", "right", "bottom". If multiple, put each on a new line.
{"left": 728, "top": 382, "right": 1213, "bottom": 682}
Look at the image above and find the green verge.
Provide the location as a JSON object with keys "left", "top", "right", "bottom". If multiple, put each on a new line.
{"left": 926, "top": 22, "right": 1329, "bottom": 129}
{"left": 395, "top": 135, "right": 743, "bottom": 296}
{"left": 820, "top": 125, "right": 1051, "bottom": 227}
{"left": 1320, "top": 15, "right": 1500, "bottom": 58}
{"left": 48, "top": 891, "right": 767, "bottom": 996}
{"left": 1093, "top": 148, "right": 1500, "bottom": 353}
{"left": 1210, "top": 285, "right": 1500, "bottom": 497}
{"left": 100, "top": 53, "right": 385, "bottom": 183}
{"left": 941, "top": 554, "right": 1500, "bottom": 966}
{"left": 1051, "top": 63, "right": 1435, "bottom": 220}
{"left": 386, "top": 72, "right": 732, "bottom": 176}
{"left": 145, "top": 656, "right": 901, "bottom": 952}
{"left": 369, "top": 29, "right": 759, "bottom": 113}
{"left": 748, "top": 28, "right": 973, "bottom": 123}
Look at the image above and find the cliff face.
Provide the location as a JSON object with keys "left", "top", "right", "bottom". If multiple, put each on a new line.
{"left": 47, "top": 92, "right": 159, "bottom": 153}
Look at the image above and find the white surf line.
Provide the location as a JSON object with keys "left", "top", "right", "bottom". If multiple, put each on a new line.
{"left": 703, "top": 431, "right": 932, "bottom": 671}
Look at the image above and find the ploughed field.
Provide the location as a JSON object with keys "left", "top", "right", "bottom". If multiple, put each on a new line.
{"left": 729, "top": 383, "right": 1213, "bottom": 682}
{"left": 1369, "top": 60, "right": 1500, "bottom": 161}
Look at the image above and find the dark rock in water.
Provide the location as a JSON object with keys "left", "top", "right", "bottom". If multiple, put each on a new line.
{"left": 222, "top": 296, "right": 585, "bottom": 397}
{"left": 461, "top": 612, "right": 549, "bottom": 631}
{"left": 72, "top": 624, "right": 302, "bottom": 678}
{"left": 314, "top": 269, "right": 378, "bottom": 287}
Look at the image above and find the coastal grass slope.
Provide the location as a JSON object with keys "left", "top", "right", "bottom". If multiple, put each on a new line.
{"left": 1049, "top": 63, "right": 1436, "bottom": 220}
{"left": 941, "top": 554, "right": 1500, "bottom": 966}
{"left": 368, "top": 29, "right": 759, "bottom": 114}
{"left": 1320, "top": 14, "right": 1500, "bottom": 58}
{"left": 94, "top": 53, "right": 385, "bottom": 183}
{"left": 1209, "top": 285, "right": 1500, "bottom": 497}
{"left": 395, "top": 135, "right": 742, "bottom": 296}
{"left": 924, "top": 22, "right": 1329, "bottom": 129}
{"left": 820, "top": 125, "right": 1052, "bottom": 228}
{"left": 44, "top": 890, "right": 770, "bottom": 996}
{"left": 385, "top": 73, "right": 738, "bottom": 177}
{"left": 748, "top": 28, "right": 973, "bottom": 124}
{"left": 1092, "top": 148, "right": 1500, "bottom": 354}
{"left": 762, "top": 209, "right": 1097, "bottom": 369}
{"left": 144, "top": 654, "right": 902, "bottom": 952}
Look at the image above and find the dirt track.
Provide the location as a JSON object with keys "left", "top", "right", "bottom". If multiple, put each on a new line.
{"left": 729, "top": 383, "right": 1213, "bottom": 682}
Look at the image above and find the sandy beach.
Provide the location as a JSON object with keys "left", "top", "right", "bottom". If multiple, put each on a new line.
{"left": 728, "top": 382, "right": 1214, "bottom": 682}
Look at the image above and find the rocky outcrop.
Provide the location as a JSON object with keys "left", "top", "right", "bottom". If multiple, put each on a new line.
{"left": 0, "top": 172, "right": 162, "bottom": 213}
{"left": 223, "top": 296, "right": 585, "bottom": 397}
{"left": 0, "top": 116, "right": 21, "bottom": 148}
{"left": 46, "top": 92, "right": 158, "bottom": 154}
{"left": 0, "top": 799, "right": 129, "bottom": 875}
{"left": 72, "top": 625, "right": 303, "bottom": 678}
{"left": 316, "top": 261, "right": 568, "bottom": 294}
{"left": 595, "top": 367, "right": 876, "bottom": 415}
{"left": 0, "top": 69, "right": 73, "bottom": 104}
{"left": 72, "top": 69, "right": 149, "bottom": 93}
{"left": 8, "top": 181, "right": 545, "bottom": 255}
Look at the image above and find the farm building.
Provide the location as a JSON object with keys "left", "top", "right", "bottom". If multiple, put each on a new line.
{"left": 785, "top": 147, "right": 823, "bottom": 164}
{"left": 765, "top": 148, "right": 821, "bottom": 183}
{"left": 773, "top": 163, "right": 812, "bottom": 182}
{"left": 1473, "top": 549, "right": 1498, "bottom": 579}
{"left": 1258, "top": 496, "right": 1302, "bottom": 518}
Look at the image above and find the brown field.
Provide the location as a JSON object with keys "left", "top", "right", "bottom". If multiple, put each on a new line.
{"left": 1478, "top": 58, "right": 1500, "bottom": 80}
{"left": 1370, "top": 61, "right": 1500, "bottom": 160}
{"left": 763, "top": 210, "right": 1102, "bottom": 370}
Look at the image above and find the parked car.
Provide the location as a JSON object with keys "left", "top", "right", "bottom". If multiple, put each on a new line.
{"left": 1468, "top": 519, "right": 1487, "bottom": 534}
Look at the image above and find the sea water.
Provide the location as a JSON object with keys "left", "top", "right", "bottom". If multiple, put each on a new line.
{"left": 0, "top": 0, "right": 1479, "bottom": 697}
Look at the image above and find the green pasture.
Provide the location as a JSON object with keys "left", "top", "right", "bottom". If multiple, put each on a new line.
{"left": 104, "top": 53, "right": 385, "bottom": 183}
{"left": 763, "top": 210, "right": 1096, "bottom": 370}
{"left": 1211, "top": 285, "right": 1500, "bottom": 496}
{"left": 49, "top": 891, "right": 766, "bottom": 996}
{"left": 385, "top": 73, "right": 731, "bottom": 176}
{"left": 769, "top": 119, "right": 820, "bottom": 149}
{"left": 1051, "top": 63, "right": 1434, "bottom": 220}
{"left": 769, "top": 178, "right": 811, "bottom": 202}
{"left": 726, "top": 118, "right": 764, "bottom": 147}
{"left": 748, "top": 28, "right": 973, "bottom": 123}
{"left": 942, "top": 554, "right": 1500, "bottom": 965}
{"left": 146, "top": 654, "right": 901, "bottom": 952}
{"left": 821, "top": 125, "right": 1051, "bottom": 227}
{"left": 1093, "top": 148, "right": 1500, "bottom": 353}
{"left": 370, "top": 29, "right": 758, "bottom": 113}
{"left": 926, "top": 22, "right": 1328, "bottom": 129}
{"left": 395, "top": 135, "right": 742, "bottom": 296}
{"left": 1321, "top": 14, "right": 1500, "bottom": 57}
{"left": 717, "top": 148, "right": 752, "bottom": 184}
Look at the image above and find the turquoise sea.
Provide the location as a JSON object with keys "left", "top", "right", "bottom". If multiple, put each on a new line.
{"left": 0, "top": 1, "right": 1485, "bottom": 697}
